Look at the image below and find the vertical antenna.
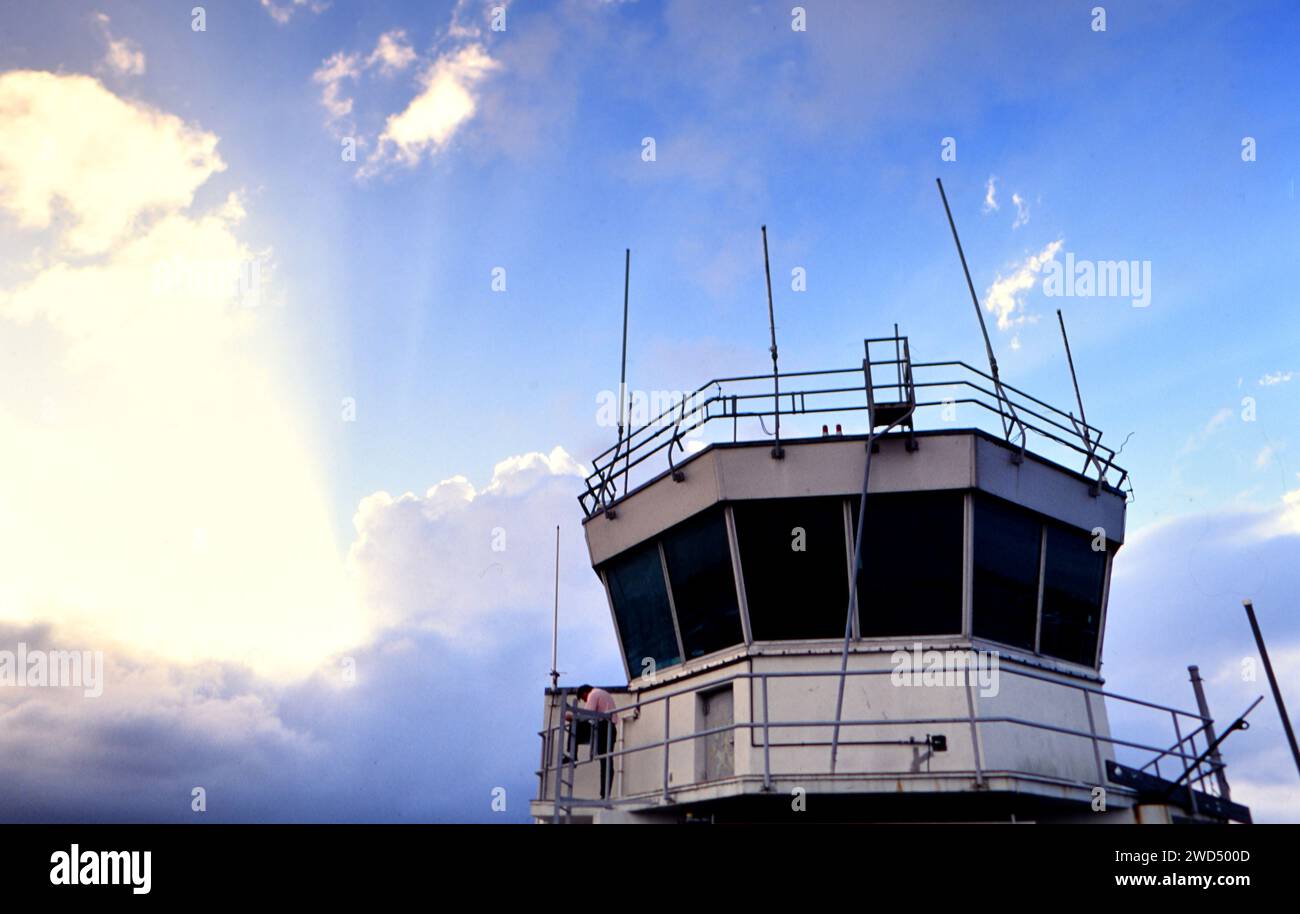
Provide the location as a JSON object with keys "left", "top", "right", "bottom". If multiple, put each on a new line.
{"left": 761, "top": 226, "right": 784, "bottom": 459}
{"left": 550, "top": 524, "right": 560, "bottom": 690}
{"left": 619, "top": 249, "right": 631, "bottom": 441}
{"left": 1056, "top": 309, "right": 1105, "bottom": 483}
{"left": 597, "top": 249, "right": 632, "bottom": 514}
{"left": 1243, "top": 600, "right": 1300, "bottom": 779}
{"left": 935, "top": 178, "right": 1025, "bottom": 448}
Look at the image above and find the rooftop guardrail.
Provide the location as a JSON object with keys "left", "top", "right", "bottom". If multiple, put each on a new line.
{"left": 580, "top": 335, "right": 1130, "bottom": 518}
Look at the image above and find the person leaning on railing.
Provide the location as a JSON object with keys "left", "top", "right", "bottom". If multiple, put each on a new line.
{"left": 564, "top": 685, "right": 619, "bottom": 799}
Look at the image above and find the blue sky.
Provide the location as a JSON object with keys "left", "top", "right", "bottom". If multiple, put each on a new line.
{"left": 0, "top": 0, "right": 1297, "bottom": 822}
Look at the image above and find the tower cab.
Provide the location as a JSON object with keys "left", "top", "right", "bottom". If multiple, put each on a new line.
{"left": 532, "top": 333, "right": 1250, "bottom": 824}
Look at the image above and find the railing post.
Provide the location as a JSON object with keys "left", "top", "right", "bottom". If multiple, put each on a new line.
{"left": 762, "top": 675, "right": 772, "bottom": 791}
{"left": 964, "top": 680, "right": 984, "bottom": 788}
{"left": 1173, "top": 713, "right": 1199, "bottom": 816}
{"left": 1082, "top": 689, "right": 1105, "bottom": 786}
{"left": 662, "top": 697, "right": 672, "bottom": 802}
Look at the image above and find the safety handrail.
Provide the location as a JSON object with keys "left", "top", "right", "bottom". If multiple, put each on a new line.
{"left": 537, "top": 663, "right": 1221, "bottom": 810}
{"left": 580, "top": 351, "right": 1127, "bottom": 517}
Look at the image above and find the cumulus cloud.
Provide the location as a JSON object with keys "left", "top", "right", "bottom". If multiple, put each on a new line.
{"left": 0, "top": 444, "right": 619, "bottom": 822}
{"left": 1259, "top": 371, "right": 1293, "bottom": 387}
{"left": 0, "top": 71, "right": 221, "bottom": 254}
{"left": 0, "top": 72, "right": 359, "bottom": 676}
{"left": 348, "top": 446, "right": 593, "bottom": 639}
{"left": 983, "top": 238, "right": 1063, "bottom": 341}
{"left": 1103, "top": 494, "right": 1300, "bottom": 821}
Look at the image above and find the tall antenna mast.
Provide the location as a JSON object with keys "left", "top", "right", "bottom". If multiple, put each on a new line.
{"left": 596, "top": 249, "right": 632, "bottom": 513}
{"left": 935, "top": 178, "right": 1025, "bottom": 448}
{"left": 761, "top": 226, "right": 784, "bottom": 459}
{"left": 1056, "top": 309, "right": 1105, "bottom": 482}
{"left": 550, "top": 524, "right": 560, "bottom": 690}
{"left": 1243, "top": 599, "right": 1300, "bottom": 779}
{"left": 618, "top": 248, "right": 631, "bottom": 444}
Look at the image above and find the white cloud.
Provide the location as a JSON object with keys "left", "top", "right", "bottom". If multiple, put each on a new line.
{"left": 0, "top": 72, "right": 360, "bottom": 677}
{"left": 95, "top": 13, "right": 145, "bottom": 77}
{"left": 312, "top": 31, "right": 422, "bottom": 138}
{"left": 368, "top": 29, "right": 418, "bottom": 75}
{"left": 0, "top": 441, "right": 619, "bottom": 822}
{"left": 260, "top": 0, "right": 329, "bottom": 25}
{"left": 983, "top": 175, "right": 998, "bottom": 212}
{"left": 1011, "top": 192, "right": 1028, "bottom": 228}
{"left": 347, "top": 446, "right": 594, "bottom": 639}
{"left": 1256, "top": 443, "right": 1280, "bottom": 469}
{"left": 0, "top": 71, "right": 222, "bottom": 254}
{"left": 364, "top": 44, "right": 501, "bottom": 175}
{"left": 1259, "top": 371, "right": 1293, "bottom": 387}
{"left": 1179, "top": 407, "right": 1234, "bottom": 456}
{"left": 983, "top": 238, "right": 1063, "bottom": 335}
{"left": 313, "top": 3, "right": 509, "bottom": 178}
{"left": 312, "top": 50, "right": 363, "bottom": 134}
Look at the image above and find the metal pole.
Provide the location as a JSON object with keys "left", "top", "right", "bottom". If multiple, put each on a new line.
{"left": 1243, "top": 600, "right": 1300, "bottom": 778}
{"left": 550, "top": 525, "right": 560, "bottom": 691}
{"left": 662, "top": 699, "right": 672, "bottom": 801}
{"left": 1188, "top": 665, "right": 1230, "bottom": 798}
{"left": 830, "top": 443, "right": 874, "bottom": 773}
{"left": 619, "top": 248, "right": 630, "bottom": 442}
{"left": 1056, "top": 309, "right": 1104, "bottom": 482}
{"left": 935, "top": 178, "right": 1024, "bottom": 446}
{"left": 761, "top": 226, "right": 784, "bottom": 460}
{"left": 762, "top": 675, "right": 773, "bottom": 791}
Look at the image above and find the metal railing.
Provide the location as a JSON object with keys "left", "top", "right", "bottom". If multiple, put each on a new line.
{"left": 580, "top": 339, "right": 1129, "bottom": 517}
{"left": 536, "top": 663, "right": 1227, "bottom": 818}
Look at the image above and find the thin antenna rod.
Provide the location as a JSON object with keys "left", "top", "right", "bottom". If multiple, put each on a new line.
{"left": 550, "top": 525, "right": 560, "bottom": 690}
{"left": 618, "top": 249, "right": 631, "bottom": 441}
{"left": 1243, "top": 600, "right": 1300, "bottom": 779}
{"left": 596, "top": 249, "right": 632, "bottom": 511}
{"left": 1057, "top": 309, "right": 1105, "bottom": 482}
{"left": 935, "top": 178, "right": 1024, "bottom": 445}
{"left": 761, "top": 226, "right": 784, "bottom": 459}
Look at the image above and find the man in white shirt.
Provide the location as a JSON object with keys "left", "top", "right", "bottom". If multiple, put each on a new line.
{"left": 570, "top": 684, "right": 618, "bottom": 799}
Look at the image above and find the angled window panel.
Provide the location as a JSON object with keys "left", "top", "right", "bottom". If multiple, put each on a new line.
{"left": 850, "top": 492, "right": 965, "bottom": 636}
{"left": 733, "top": 497, "right": 849, "bottom": 640}
{"left": 661, "top": 507, "right": 744, "bottom": 660}
{"left": 602, "top": 541, "right": 681, "bottom": 674}
{"left": 1039, "top": 524, "right": 1107, "bottom": 667}
{"left": 972, "top": 494, "right": 1041, "bottom": 651}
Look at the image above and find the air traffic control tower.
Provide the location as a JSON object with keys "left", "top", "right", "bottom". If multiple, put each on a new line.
{"left": 532, "top": 332, "right": 1252, "bottom": 824}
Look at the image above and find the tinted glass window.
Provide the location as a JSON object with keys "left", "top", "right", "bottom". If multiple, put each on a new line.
{"left": 603, "top": 541, "right": 681, "bottom": 674}
{"left": 850, "top": 492, "right": 965, "bottom": 636}
{"left": 661, "top": 507, "right": 744, "bottom": 659}
{"left": 734, "top": 497, "right": 849, "bottom": 640}
{"left": 972, "top": 495, "right": 1041, "bottom": 650}
{"left": 1039, "top": 525, "right": 1106, "bottom": 666}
